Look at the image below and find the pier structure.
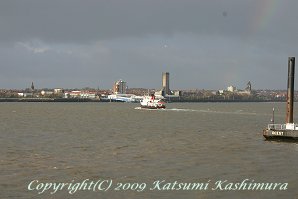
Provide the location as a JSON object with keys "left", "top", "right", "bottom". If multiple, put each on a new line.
{"left": 263, "top": 57, "right": 298, "bottom": 141}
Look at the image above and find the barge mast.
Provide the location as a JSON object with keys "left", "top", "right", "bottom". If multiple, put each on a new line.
{"left": 263, "top": 57, "right": 298, "bottom": 141}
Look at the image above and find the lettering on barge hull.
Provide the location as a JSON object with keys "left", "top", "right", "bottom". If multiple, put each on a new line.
{"left": 263, "top": 129, "right": 298, "bottom": 141}
{"left": 271, "top": 131, "right": 284, "bottom": 136}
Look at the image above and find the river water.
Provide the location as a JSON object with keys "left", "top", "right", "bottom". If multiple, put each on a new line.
{"left": 0, "top": 102, "right": 297, "bottom": 199}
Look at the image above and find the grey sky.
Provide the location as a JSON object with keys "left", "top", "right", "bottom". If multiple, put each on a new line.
{"left": 1, "top": 0, "right": 298, "bottom": 90}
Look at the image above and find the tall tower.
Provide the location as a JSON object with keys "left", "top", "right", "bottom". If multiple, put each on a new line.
{"left": 113, "top": 80, "right": 127, "bottom": 94}
{"left": 31, "top": 82, "right": 35, "bottom": 91}
{"left": 246, "top": 81, "right": 252, "bottom": 92}
{"left": 162, "top": 72, "right": 170, "bottom": 95}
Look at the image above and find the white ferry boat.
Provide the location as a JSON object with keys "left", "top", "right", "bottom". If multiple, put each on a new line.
{"left": 140, "top": 94, "right": 166, "bottom": 109}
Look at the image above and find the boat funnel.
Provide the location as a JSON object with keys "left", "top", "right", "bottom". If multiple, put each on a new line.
{"left": 286, "top": 57, "right": 295, "bottom": 123}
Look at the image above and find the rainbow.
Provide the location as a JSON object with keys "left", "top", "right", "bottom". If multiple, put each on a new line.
{"left": 250, "top": 0, "right": 281, "bottom": 33}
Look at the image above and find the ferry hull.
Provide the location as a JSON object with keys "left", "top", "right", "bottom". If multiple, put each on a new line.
{"left": 140, "top": 105, "right": 165, "bottom": 109}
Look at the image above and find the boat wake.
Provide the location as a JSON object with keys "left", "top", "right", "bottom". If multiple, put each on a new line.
{"left": 135, "top": 107, "right": 197, "bottom": 112}
{"left": 164, "top": 108, "right": 197, "bottom": 112}
{"left": 134, "top": 107, "right": 166, "bottom": 111}
{"left": 135, "top": 107, "right": 261, "bottom": 115}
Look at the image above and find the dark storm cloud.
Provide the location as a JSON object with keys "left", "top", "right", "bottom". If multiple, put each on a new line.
{"left": 1, "top": 0, "right": 298, "bottom": 89}
{"left": 0, "top": 0, "right": 267, "bottom": 43}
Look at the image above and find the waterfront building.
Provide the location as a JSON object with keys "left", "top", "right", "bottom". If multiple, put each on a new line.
{"left": 40, "top": 90, "right": 54, "bottom": 96}
{"left": 113, "top": 80, "right": 127, "bottom": 94}
{"left": 18, "top": 93, "right": 33, "bottom": 97}
{"left": 54, "top": 88, "right": 63, "bottom": 94}
{"left": 227, "top": 85, "right": 236, "bottom": 92}
{"left": 64, "top": 91, "right": 96, "bottom": 99}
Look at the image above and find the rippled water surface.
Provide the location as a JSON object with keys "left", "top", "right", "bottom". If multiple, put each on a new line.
{"left": 0, "top": 102, "right": 297, "bottom": 198}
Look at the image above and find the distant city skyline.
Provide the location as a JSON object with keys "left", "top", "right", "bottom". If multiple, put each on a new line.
{"left": 1, "top": 1, "right": 298, "bottom": 90}
{"left": 0, "top": 70, "right": 289, "bottom": 91}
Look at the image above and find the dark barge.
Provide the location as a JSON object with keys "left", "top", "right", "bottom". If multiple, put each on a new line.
{"left": 263, "top": 57, "right": 298, "bottom": 141}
